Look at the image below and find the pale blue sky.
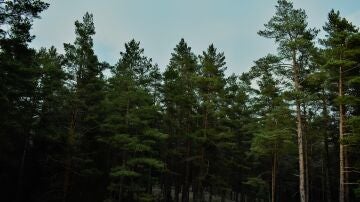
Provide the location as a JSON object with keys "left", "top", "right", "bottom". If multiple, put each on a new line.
{"left": 31, "top": 0, "right": 360, "bottom": 75}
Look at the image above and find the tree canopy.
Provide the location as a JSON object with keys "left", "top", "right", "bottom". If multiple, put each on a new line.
{"left": 0, "top": 1, "right": 359, "bottom": 202}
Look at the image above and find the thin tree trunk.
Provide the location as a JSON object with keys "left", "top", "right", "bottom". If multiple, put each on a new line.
{"left": 63, "top": 110, "right": 77, "bottom": 202}
{"left": 308, "top": 139, "right": 313, "bottom": 202}
{"left": 119, "top": 177, "right": 123, "bottom": 202}
{"left": 293, "top": 50, "right": 306, "bottom": 202}
{"left": 182, "top": 140, "right": 190, "bottom": 202}
{"left": 272, "top": 149, "right": 277, "bottom": 202}
{"left": 175, "top": 180, "right": 180, "bottom": 202}
{"left": 304, "top": 109, "right": 309, "bottom": 202}
{"left": 339, "top": 65, "right": 346, "bottom": 202}
{"left": 322, "top": 95, "right": 332, "bottom": 202}
{"left": 322, "top": 156, "right": 325, "bottom": 202}
{"left": 15, "top": 133, "right": 29, "bottom": 202}
{"left": 345, "top": 150, "right": 349, "bottom": 202}
{"left": 197, "top": 104, "right": 208, "bottom": 202}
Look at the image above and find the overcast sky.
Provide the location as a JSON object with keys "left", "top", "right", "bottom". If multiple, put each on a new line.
{"left": 30, "top": 0, "right": 360, "bottom": 75}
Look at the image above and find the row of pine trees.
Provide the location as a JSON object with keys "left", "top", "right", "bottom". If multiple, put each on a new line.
{"left": 0, "top": 0, "right": 359, "bottom": 202}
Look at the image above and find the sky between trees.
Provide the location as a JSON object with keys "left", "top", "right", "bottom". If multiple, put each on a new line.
{"left": 31, "top": 0, "right": 360, "bottom": 75}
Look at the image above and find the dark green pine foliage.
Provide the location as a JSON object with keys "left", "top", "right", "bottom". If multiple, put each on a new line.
{"left": 36, "top": 47, "right": 68, "bottom": 135}
{"left": 304, "top": 43, "right": 339, "bottom": 202}
{"left": 34, "top": 47, "right": 70, "bottom": 201}
{"left": 1, "top": 2, "right": 360, "bottom": 202}
{"left": 247, "top": 55, "right": 296, "bottom": 201}
{"left": 193, "top": 44, "right": 227, "bottom": 201}
{"left": 63, "top": 12, "right": 107, "bottom": 202}
{"left": 101, "top": 39, "right": 166, "bottom": 202}
{"left": 0, "top": 1, "right": 49, "bottom": 201}
{"left": 321, "top": 10, "right": 360, "bottom": 202}
{"left": 162, "top": 38, "right": 199, "bottom": 202}
{"left": 220, "top": 74, "right": 253, "bottom": 201}
{"left": 345, "top": 33, "right": 360, "bottom": 200}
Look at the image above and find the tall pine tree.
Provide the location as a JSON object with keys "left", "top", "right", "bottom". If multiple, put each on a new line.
{"left": 258, "top": 1, "right": 318, "bottom": 201}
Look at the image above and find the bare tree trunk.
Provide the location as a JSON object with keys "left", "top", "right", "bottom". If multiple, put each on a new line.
{"left": 182, "top": 140, "right": 190, "bottom": 202}
{"left": 197, "top": 105, "right": 208, "bottom": 202}
{"left": 339, "top": 65, "right": 346, "bottom": 202}
{"left": 175, "top": 181, "right": 180, "bottom": 202}
{"left": 304, "top": 112, "right": 309, "bottom": 202}
{"left": 15, "top": 133, "right": 29, "bottom": 202}
{"left": 272, "top": 149, "right": 277, "bottom": 202}
{"left": 345, "top": 149, "right": 349, "bottom": 202}
{"left": 119, "top": 176, "right": 123, "bottom": 202}
{"left": 322, "top": 95, "right": 332, "bottom": 202}
{"left": 293, "top": 50, "right": 306, "bottom": 202}
{"left": 162, "top": 168, "right": 172, "bottom": 201}
{"left": 63, "top": 110, "right": 77, "bottom": 202}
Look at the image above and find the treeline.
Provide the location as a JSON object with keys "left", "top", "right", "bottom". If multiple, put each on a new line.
{"left": 0, "top": 0, "right": 359, "bottom": 202}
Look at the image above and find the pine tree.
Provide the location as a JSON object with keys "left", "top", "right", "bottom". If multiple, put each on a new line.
{"left": 305, "top": 49, "right": 336, "bottom": 202}
{"left": 196, "top": 44, "right": 228, "bottom": 201}
{"left": 0, "top": 1, "right": 49, "bottom": 201}
{"left": 34, "top": 46, "right": 70, "bottom": 201}
{"left": 248, "top": 55, "right": 296, "bottom": 202}
{"left": 163, "top": 38, "right": 199, "bottom": 202}
{"left": 258, "top": 1, "right": 318, "bottom": 201}
{"left": 321, "top": 10, "right": 359, "bottom": 202}
{"left": 63, "top": 12, "right": 106, "bottom": 202}
{"left": 101, "top": 39, "right": 166, "bottom": 202}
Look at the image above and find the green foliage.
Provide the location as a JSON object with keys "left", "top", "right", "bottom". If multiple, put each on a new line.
{"left": 1, "top": 2, "right": 359, "bottom": 202}
{"left": 110, "top": 166, "right": 140, "bottom": 178}
{"left": 0, "top": 1, "right": 49, "bottom": 201}
{"left": 101, "top": 39, "right": 165, "bottom": 201}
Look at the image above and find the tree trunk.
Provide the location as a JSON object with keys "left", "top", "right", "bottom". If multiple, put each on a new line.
{"left": 175, "top": 181, "right": 180, "bottom": 202}
{"left": 304, "top": 106, "right": 309, "bottom": 202}
{"left": 162, "top": 171, "right": 172, "bottom": 202}
{"left": 293, "top": 50, "right": 306, "bottom": 202}
{"left": 322, "top": 95, "right": 332, "bottom": 202}
{"left": 118, "top": 177, "right": 123, "bottom": 202}
{"left": 182, "top": 140, "right": 190, "bottom": 202}
{"left": 15, "top": 133, "right": 29, "bottom": 202}
{"left": 272, "top": 149, "right": 277, "bottom": 202}
{"left": 345, "top": 150, "right": 349, "bottom": 202}
{"left": 339, "top": 65, "right": 346, "bottom": 202}
{"left": 197, "top": 98, "right": 208, "bottom": 202}
{"left": 63, "top": 110, "right": 77, "bottom": 202}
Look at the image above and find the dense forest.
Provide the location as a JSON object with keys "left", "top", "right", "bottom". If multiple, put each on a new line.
{"left": 1, "top": 0, "right": 360, "bottom": 202}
